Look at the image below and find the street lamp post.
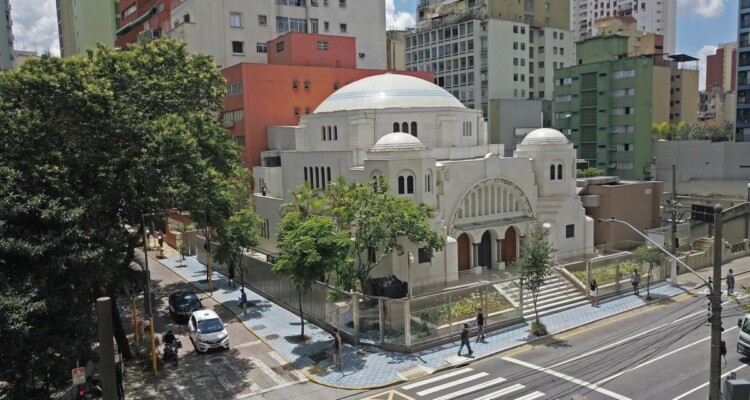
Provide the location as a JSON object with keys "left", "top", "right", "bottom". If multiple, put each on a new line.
{"left": 140, "top": 213, "right": 158, "bottom": 377}
{"left": 407, "top": 252, "right": 415, "bottom": 299}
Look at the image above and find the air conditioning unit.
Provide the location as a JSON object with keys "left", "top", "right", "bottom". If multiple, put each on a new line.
{"left": 358, "top": 52, "right": 365, "bottom": 58}
{"left": 222, "top": 120, "right": 235, "bottom": 128}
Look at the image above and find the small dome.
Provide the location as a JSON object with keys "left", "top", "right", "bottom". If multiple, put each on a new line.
{"left": 371, "top": 132, "right": 426, "bottom": 151}
{"left": 314, "top": 74, "right": 465, "bottom": 113}
{"left": 521, "top": 128, "right": 569, "bottom": 145}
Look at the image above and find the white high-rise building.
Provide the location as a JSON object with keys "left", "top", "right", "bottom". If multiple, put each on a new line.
{"left": 168, "top": 0, "right": 386, "bottom": 69}
{"left": 571, "top": 0, "right": 676, "bottom": 55}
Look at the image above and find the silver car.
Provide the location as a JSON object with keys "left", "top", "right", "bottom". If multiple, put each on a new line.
{"left": 188, "top": 310, "right": 229, "bottom": 353}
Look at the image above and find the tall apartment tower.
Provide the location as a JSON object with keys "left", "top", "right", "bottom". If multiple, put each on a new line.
{"left": 168, "top": 0, "right": 386, "bottom": 70}
{"left": 404, "top": 0, "right": 574, "bottom": 118}
{"left": 56, "top": 0, "right": 120, "bottom": 57}
{"left": 1, "top": 0, "right": 13, "bottom": 71}
{"left": 706, "top": 42, "right": 737, "bottom": 92}
{"left": 571, "top": 0, "right": 676, "bottom": 56}
{"left": 737, "top": 1, "right": 750, "bottom": 141}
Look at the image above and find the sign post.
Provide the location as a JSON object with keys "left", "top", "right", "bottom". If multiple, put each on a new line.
{"left": 71, "top": 367, "right": 86, "bottom": 385}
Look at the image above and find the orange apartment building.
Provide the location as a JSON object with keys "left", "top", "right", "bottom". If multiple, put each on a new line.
{"left": 115, "top": 0, "right": 172, "bottom": 47}
{"left": 221, "top": 33, "right": 432, "bottom": 168}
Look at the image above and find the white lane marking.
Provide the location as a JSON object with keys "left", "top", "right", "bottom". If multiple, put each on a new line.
{"left": 549, "top": 309, "right": 704, "bottom": 369}
{"left": 672, "top": 364, "right": 748, "bottom": 400}
{"left": 431, "top": 377, "right": 507, "bottom": 400}
{"left": 236, "top": 380, "right": 307, "bottom": 399}
{"left": 474, "top": 383, "right": 526, "bottom": 400}
{"left": 595, "top": 326, "right": 738, "bottom": 386}
{"left": 267, "top": 351, "right": 308, "bottom": 382}
{"left": 513, "top": 392, "right": 545, "bottom": 400}
{"left": 416, "top": 372, "right": 489, "bottom": 396}
{"left": 502, "top": 357, "right": 632, "bottom": 400}
{"left": 248, "top": 356, "right": 288, "bottom": 385}
{"left": 402, "top": 368, "right": 474, "bottom": 390}
{"left": 233, "top": 340, "right": 262, "bottom": 348}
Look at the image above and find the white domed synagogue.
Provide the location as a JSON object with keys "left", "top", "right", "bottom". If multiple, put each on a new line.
{"left": 253, "top": 74, "right": 593, "bottom": 287}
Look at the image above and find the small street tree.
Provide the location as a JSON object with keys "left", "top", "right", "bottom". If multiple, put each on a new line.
{"left": 214, "top": 205, "right": 264, "bottom": 288}
{"left": 512, "top": 228, "right": 555, "bottom": 336}
{"left": 273, "top": 212, "right": 351, "bottom": 338}
{"left": 633, "top": 245, "right": 664, "bottom": 300}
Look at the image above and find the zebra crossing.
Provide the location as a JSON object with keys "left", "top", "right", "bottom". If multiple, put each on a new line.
{"left": 393, "top": 367, "right": 546, "bottom": 400}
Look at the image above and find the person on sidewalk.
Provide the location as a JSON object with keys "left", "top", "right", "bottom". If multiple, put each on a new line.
{"left": 589, "top": 279, "right": 599, "bottom": 307}
{"left": 239, "top": 287, "right": 248, "bottom": 315}
{"left": 727, "top": 269, "right": 736, "bottom": 296}
{"left": 458, "top": 323, "right": 473, "bottom": 356}
{"left": 475, "top": 308, "right": 485, "bottom": 343}
{"left": 631, "top": 269, "right": 641, "bottom": 296}
{"left": 228, "top": 263, "right": 236, "bottom": 288}
{"left": 330, "top": 328, "right": 343, "bottom": 369}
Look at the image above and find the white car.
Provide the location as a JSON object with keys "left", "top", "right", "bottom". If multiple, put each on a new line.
{"left": 188, "top": 310, "right": 229, "bottom": 353}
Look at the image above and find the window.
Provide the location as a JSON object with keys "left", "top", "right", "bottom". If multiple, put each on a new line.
{"left": 310, "top": 18, "right": 319, "bottom": 33}
{"left": 402, "top": 122, "right": 409, "bottom": 133}
{"left": 322, "top": 127, "right": 326, "bottom": 141}
{"left": 411, "top": 122, "right": 418, "bottom": 137}
{"left": 555, "top": 94, "right": 572, "bottom": 102}
{"left": 550, "top": 164, "right": 556, "bottom": 180}
{"left": 304, "top": 80, "right": 310, "bottom": 89}
{"left": 123, "top": 4, "right": 137, "bottom": 18}
{"left": 339, "top": 0, "right": 346, "bottom": 7}
{"left": 230, "top": 12, "right": 242, "bottom": 28}
{"left": 393, "top": 122, "right": 400, "bottom": 132}
{"left": 418, "top": 247, "right": 431, "bottom": 263}
{"left": 340, "top": 23, "right": 347, "bottom": 33}
{"left": 565, "top": 224, "right": 575, "bottom": 238}
{"left": 398, "top": 176, "right": 405, "bottom": 194}
{"left": 324, "top": 21, "right": 329, "bottom": 32}
{"left": 293, "top": 107, "right": 300, "bottom": 116}
{"left": 276, "top": 41, "right": 285, "bottom": 52}
{"left": 256, "top": 42, "right": 267, "bottom": 53}
{"left": 277, "top": 16, "right": 307, "bottom": 33}
{"left": 557, "top": 164, "right": 563, "bottom": 180}
{"left": 316, "top": 41, "right": 328, "bottom": 50}
{"left": 222, "top": 109, "right": 244, "bottom": 122}
{"left": 258, "top": 15, "right": 267, "bottom": 26}
{"left": 227, "top": 82, "right": 242, "bottom": 95}
{"left": 292, "top": 80, "right": 298, "bottom": 89}
{"left": 231, "top": 41, "right": 244, "bottom": 54}
{"left": 613, "top": 69, "right": 636, "bottom": 79}
{"left": 407, "top": 176, "right": 414, "bottom": 194}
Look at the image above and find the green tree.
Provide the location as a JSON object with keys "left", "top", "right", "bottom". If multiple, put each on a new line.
{"left": 512, "top": 228, "right": 555, "bottom": 336}
{"left": 0, "top": 38, "right": 239, "bottom": 397}
{"left": 633, "top": 245, "right": 664, "bottom": 300}
{"left": 280, "top": 181, "right": 326, "bottom": 219}
{"left": 214, "top": 205, "right": 264, "bottom": 288}
{"left": 273, "top": 212, "right": 352, "bottom": 338}
{"left": 577, "top": 167, "right": 605, "bottom": 178}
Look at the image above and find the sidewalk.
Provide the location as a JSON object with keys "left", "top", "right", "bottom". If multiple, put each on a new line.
{"left": 157, "top": 253, "right": 750, "bottom": 390}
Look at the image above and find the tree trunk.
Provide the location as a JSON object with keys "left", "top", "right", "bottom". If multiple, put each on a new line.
{"left": 298, "top": 288, "right": 305, "bottom": 338}
{"left": 646, "top": 265, "right": 653, "bottom": 299}
{"left": 110, "top": 298, "right": 132, "bottom": 360}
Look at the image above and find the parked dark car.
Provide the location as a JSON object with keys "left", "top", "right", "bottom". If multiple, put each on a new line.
{"left": 168, "top": 291, "right": 203, "bottom": 322}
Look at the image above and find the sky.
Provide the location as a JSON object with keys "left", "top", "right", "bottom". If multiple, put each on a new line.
{"left": 9, "top": 0, "right": 741, "bottom": 89}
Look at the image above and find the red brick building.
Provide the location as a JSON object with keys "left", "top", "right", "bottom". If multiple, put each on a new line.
{"left": 115, "top": 0, "right": 172, "bottom": 47}
{"left": 706, "top": 43, "right": 737, "bottom": 92}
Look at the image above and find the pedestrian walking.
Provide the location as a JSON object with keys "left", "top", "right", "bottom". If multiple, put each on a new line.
{"left": 727, "top": 269, "right": 736, "bottom": 296}
{"left": 457, "top": 323, "right": 473, "bottom": 356}
{"left": 330, "top": 328, "right": 343, "bottom": 369}
{"left": 228, "top": 263, "right": 236, "bottom": 288}
{"left": 239, "top": 287, "right": 248, "bottom": 315}
{"left": 157, "top": 231, "right": 164, "bottom": 248}
{"left": 261, "top": 183, "right": 268, "bottom": 196}
{"left": 631, "top": 269, "right": 641, "bottom": 296}
{"left": 475, "top": 308, "right": 485, "bottom": 342}
{"left": 589, "top": 279, "right": 599, "bottom": 307}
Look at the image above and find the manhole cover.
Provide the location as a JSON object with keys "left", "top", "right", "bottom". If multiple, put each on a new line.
{"left": 251, "top": 325, "right": 266, "bottom": 330}
{"left": 265, "top": 334, "right": 279, "bottom": 340}
{"left": 308, "top": 351, "right": 329, "bottom": 363}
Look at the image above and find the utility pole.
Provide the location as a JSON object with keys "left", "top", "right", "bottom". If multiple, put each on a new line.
{"left": 709, "top": 204, "right": 723, "bottom": 400}
{"left": 96, "top": 297, "right": 117, "bottom": 400}
{"left": 670, "top": 164, "right": 678, "bottom": 255}
{"left": 140, "top": 213, "right": 158, "bottom": 377}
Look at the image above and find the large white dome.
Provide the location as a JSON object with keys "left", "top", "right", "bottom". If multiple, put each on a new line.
{"left": 314, "top": 74, "right": 465, "bottom": 114}
{"left": 520, "top": 128, "right": 569, "bottom": 145}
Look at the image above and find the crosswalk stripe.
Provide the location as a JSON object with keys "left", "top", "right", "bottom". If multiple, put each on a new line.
{"left": 248, "top": 356, "right": 288, "bottom": 385}
{"left": 402, "top": 368, "right": 474, "bottom": 390}
{"left": 513, "top": 392, "right": 545, "bottom": 400}
{"left": 416, "top": 372, "right": 489, "bottom": 396}
{"left": 474, "top": 383, "right": 526, "bottom": 400}
{"left": 431, "top": 377, "right": 507, "bottom": 400}
{"left": 267, "top": 351, "right": 307, "bottom": 382}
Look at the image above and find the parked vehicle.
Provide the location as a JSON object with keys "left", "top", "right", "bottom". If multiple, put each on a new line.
{"left": 737, "top": 315, "right": 750, "bottom": 356}
{"left": 188, "top": 310, "right": 229, "bottom": 353}
{"left": 168, "top": 291, "right": 203, "bottom": 322}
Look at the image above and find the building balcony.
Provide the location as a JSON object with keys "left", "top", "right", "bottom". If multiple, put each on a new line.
{"left": 742, "top": 0, "right": 750, "bottom": 9}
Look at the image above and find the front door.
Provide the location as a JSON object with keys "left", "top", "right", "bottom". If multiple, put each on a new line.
{"left": 457, "top": 233, "right": 470, "bottom": 271}
{"left": 501, "top": 227, "right": 517, "bottom": 264}
{"left": 479, "top": 231, "right": 492, "bottom": 268}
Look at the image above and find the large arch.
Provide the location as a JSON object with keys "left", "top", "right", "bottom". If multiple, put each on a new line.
{"left": 457, "top": 233, "right": 471, "bottom": 272}
{"left": 449, "top": 177, "right": 534, "bottom": 236}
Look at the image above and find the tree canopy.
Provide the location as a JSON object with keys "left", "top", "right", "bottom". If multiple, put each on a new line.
{"left": 0, "top": 39, "right": 240, "bottom": 397}
{"left": 512, "top": 228, "right": 555, "bottom": 335}
{"left": 633, "top": 245, "right": 664, "bottom": 300}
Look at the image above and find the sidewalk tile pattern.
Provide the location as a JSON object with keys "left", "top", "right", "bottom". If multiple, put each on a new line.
{"left": 160, "top": 256, "right": 699, "bottom": 389}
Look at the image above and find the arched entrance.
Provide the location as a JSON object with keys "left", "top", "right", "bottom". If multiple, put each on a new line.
{"left": 478, "top": 231, "right": 493, "bottom": 268}
{"left": 501, "top": 227, "right": 517, "bottom": 264}
{"left": 457, "top": 233, "right": 471, "bottom": 271}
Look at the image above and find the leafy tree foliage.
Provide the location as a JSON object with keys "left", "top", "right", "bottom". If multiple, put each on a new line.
{"left": 633, "top": 245, "right": 664, "bottom": 300}
{"left": 512, "top": 228, "right": 555, "bottom": 335}
{"left": 273, "top": 212, "right": 351, "bottom": 337}
{"left": 652, "top": 121, "right": 733, "bottom": 142}
{"left": 0, "top": 39, "right": 239, "bottom": 397}
{"left": 577, "top": 167, "right": 605, "bottom": 178}
{"left": 214, "top": 205, "right": 263, "bottom": 287}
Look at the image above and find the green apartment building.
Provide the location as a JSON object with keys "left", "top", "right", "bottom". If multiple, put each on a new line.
{"left": 56, "top": 0, "right": 119, "bottom": 57}
{"left": 553, "top": 35, "right": 698, "bottom": 180}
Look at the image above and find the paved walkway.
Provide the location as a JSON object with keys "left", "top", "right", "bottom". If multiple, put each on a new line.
{"left": 158, "top": 254, "right": 750, "bottom": 390}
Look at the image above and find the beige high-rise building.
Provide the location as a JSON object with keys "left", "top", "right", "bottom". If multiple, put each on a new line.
{"left": 168, "top": 0, "right": 386, "bottom": 70}
{"left": 386, "top": 30, "right": 408, "bottom": 71}
{"left": 56, "top": 0, "right": 119, "bottom": 57}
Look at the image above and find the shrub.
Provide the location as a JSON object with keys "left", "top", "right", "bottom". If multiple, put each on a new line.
{"left": 530, "top": 321, "right": 548, "bottom": 336}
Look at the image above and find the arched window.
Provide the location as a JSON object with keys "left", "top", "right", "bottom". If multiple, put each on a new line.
{"left": 550, "top": 164, "right": 556, "bottom": 180}
{"left": 407, "top": 176, "right": 414, "bottom": 194}
{"left": 334, "top": 126, "right": 338, "bottom": 140}
{"left": 393, "top": 122, "right": 400, "bottom": 132}
{"left": 304, "top": 167, "right": 308, "bottom": 181}
{"left": 327, "top": 126, "right": 332, "bottom": 141}
{"left": 557, "top": 164, "right": 563, "bottom": 180}
{"left": 322, "top": 127, "right": 326, "bottom": 141}
{"left": 411, "top": 122, "right": 418, "bottom": 137}
{"left": 327, "top": 167, "right": 331, "bottom": 183}
{"left": 315, "top": 167, "right": 320, "bottom": 188}
{"left": 398, "top": 176, "right": 405, "bottom": 194}
{"left": 402, "top": 122, "right": 409, "bottom": 133}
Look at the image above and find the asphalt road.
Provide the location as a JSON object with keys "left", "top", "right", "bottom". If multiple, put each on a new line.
{"left": 362, "top": 286, "right": 750, "bottom": 400}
